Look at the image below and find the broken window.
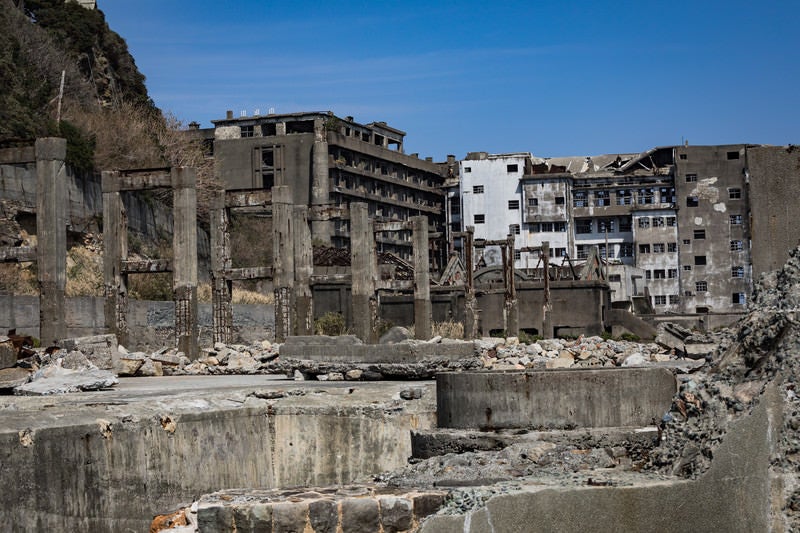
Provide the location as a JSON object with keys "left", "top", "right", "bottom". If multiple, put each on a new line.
{"left": 638, "top": 217, "right": 650, "bottom": 229}
{"left": 609, "top": 274, "right": 622, "bottom": 282}
{"left": 639, "top": 244, "right": 651, "bottom": 254}
{"left": 576, "top": 245, "right": 590, "bottom": 259}
{"left": 554, "top": 222, "right": 567, "bottom": 232}
{"left": 685, "top": 174, "right": 697, "bottom": 182}
{"left": 507, "top": 164, "right": 519, "bottom": 173}
{"left": 652, "top": 216, "right": 665, "bottom": 227}
{"left": 261, "top": 123, "right": 277, "bottom": 136}
{"left": 683, "top": 265, "right": 692, "bottom": 271}
{"left": 597, "top": 218, "right": 615, "bottom": 233}
{"left": 473, "top": 185, "right": 484, "bottom": 194}
{"left": 667, "top": 217, "right": 677, "bottom": 227}
{"left": 654, "top": 295, "right": 667, "bottom": 305}
{"left": 732, "top": 292, "right": 746, "bottom": 304}
{"left": 616, "top": 189, "right": 633, "bottom": 205}
{"left": 654, "top": 269, "right": 666, "bottom": 279}
{"left": 575, "top": 219, "right": 592, "bottom": 234}
{"left": 637, "top": 188, "right": 655, "bottom": 205}
{"left": 573, "top": 191, "right": 588, "bottom": 207}
{"left": 514, "top": 250, "right": 521, "bottom": 260}
{"left": 594, "top": 190, "right": 610, "bottom": 206}
{"left": 695, "top": 255, "right": 707, "bottom": 265}
{"left": 696, "top": 281, "right": 708, "bottom": 292}
{"left": 660, "top": 187, "right": 676, "bottom": 203}
{"left": 729, "top": 188, "right": 742, "bottom": 199}
{"left": 683, "top": 239, "right": 691, "bottom": 245}
{"left": 732, "top": 266, "right": 744, "bottom": 278}
{"left": 509, "top": 224, "right": 520, "bottom": 235}
{"left": 464, "top": 167, "right": 472, "bottom": 173}
{"left": 687, "top": 196, "right": 699, "bottom": 207}
{"left": 653, "top": 243, "right": 665, "bottom": 253}
{"left": 254, "top": 146, "right": 282, "bottom": 188}
{"left": 508, "top": 200, "right": 520, "bottom": 210}
{"left": 727, "top": 151, "right": 740, "bottom": 160}
{"left": 730, "top": 214, "right": 743, "bottom": 225}
{"left": 530, "top": 223, "right": 541, "bottom": 232}
{"left": 619, "top": 243, "right": 634, "bottom": 257}
{"left": 555, "top": 196, "right": 565, "bottom": 205}
{"left": 668, "top": 268, "right": 678, "bottom": 278}
{"left": 240, "top": 125, "right": 255, "bottom": 138}
{"left": 528, "top": 198, "right": 538, "bottom": 207}
{"left": 598, "top": 244, "right": 613, "bottom": 259}
{"left": 286, "top": 120, "right": 315, "bottom": 134}
{"left": 450, "top": 202, "right": 460, "bottom": 215}
{"left": 730, "top": 240, "right": 744, "bottom": 251}
{"left": 554, "top": 247, "right": 567, "bottom": 257}
{"left": 679, "top": 154, "right": 688, "bottom": 160}
{"left": 619, "top": 217, "right": 633, "bottom": 232}
{"left": 669, "top": 295, "right": 680, "bottom": 304}
{"left": 645, "top": 270, "right": 652, "bottom": 280}
{"left": 474, "top": 214, "right": 485, "bottom": 224}
{"left": 668, "top": 242, "right": 677, "bottom": 253}
{"left": 694, "top": 229, "right": 706, "bottom": 239}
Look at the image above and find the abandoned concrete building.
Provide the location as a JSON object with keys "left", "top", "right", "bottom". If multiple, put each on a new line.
{"left": 457, "top": 144, "right": 799, "bottom": 316}
{"left": 210, "top": 111, "right": 450, "bottom": 265}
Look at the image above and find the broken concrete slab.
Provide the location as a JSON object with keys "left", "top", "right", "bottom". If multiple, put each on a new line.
{"left": 0, "top": 336, "right": 16, "bottom": 369}
{"left": 279, "top": 339, "right": 475, "bottom": 363}
{"left": 58, "top": 334, "right": 118, "bottom": 370}
{"left": 14, "top": 365, "right": 118, "bottom": 395}
{"left": 0, "top": 366, "right": 31, "bottom": 391}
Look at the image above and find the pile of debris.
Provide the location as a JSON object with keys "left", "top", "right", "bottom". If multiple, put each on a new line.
{"left": 644, "top": 245, "right": 800, "bottom": 528}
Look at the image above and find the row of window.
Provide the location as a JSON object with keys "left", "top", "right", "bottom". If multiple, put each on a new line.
{"left": 575, "top": 217, "right": 633, "bottom": 234}
{"left": 686, "top": 188, "right": 741, "bottom": 207}
{"left": 573, "top": 187, "right": 675, "bottom": 207}
{"left": 638, "top": 242, "right": 678, "bottom": 254}
{"left": 638, "top": 216, "right": 677, "bottom": 228}
{"left": 465, "top": 163, "right": 519, "bottom": 174}
{"left": 650, "top": 291, "right": 745, "bottom": 306}
{"left": 645, "top": 269, "right": 679, "bottom": 280}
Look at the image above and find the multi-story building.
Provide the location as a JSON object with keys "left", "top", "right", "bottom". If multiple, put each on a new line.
{"left": 211, "top": 111, "right": 449, "bottom": 263}
{"left": 457, "top": 144, "right": 798, "bottom": 315}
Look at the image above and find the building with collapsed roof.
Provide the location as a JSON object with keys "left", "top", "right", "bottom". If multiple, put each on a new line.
{"left": 456, "top": 144, "right": 798, "bottom": 316}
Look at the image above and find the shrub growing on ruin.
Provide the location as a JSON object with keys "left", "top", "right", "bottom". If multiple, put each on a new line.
{"left": 315, "top": 312, "right": 347, "bottom": 336}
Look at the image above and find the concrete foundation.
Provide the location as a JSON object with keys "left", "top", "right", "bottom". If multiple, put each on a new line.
{"left": 0, "top": 376, "right": 436, "bottom": 532}
{"left": 437, "top": 368, "right": 677, "bottom": 430}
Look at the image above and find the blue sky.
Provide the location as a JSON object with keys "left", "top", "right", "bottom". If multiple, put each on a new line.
{"left": 99, "top": 1, "right": 799, "bottom": 161}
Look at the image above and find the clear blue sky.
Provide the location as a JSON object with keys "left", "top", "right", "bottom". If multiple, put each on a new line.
{"left": 100, "top": 0, "right": 799, "bottom": 161}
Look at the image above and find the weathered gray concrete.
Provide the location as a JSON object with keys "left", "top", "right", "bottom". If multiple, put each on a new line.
{"left": 420, "top": 384, "right": 782, "bottom": 532}
{"left": 437, "top": 367, "right": 676, "bottom": 430}
{"left": 281, "top": 335, "right": 475, "bottom": 362}
{"left": 171, "top": 167, "right": 199, "bottom": 358}
{"left": 272, "top": 186, "right": 294, "bottom": 342}
{"left": 412, "top": 216, "right": 432, "bottom": 340}
{"left": 350, "top": 202, "right": 376, "bottom": 342}
{"left": 35, "top": 138, "right": 67, "bottom": 345}
{"left": 0, "top": 376, "right": 436, "bottom": 532}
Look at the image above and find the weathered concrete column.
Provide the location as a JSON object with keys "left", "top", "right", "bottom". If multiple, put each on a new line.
{"left": 272, "top": 186, "right": 294, "bottom": 342}
{"left": 463, "top": 227, "right": 478, "bottom": 339}
{"left": 542, "top": 240, "right": 554, "bottom": 339}
{"left": 350, "top": 203, "right": 375, "bottom": 342}
{"left": 210, "top": 190, "right": 233, "bottom": 344}
{"left": 101, "top": 171, "right": 129, "bottom": 347}
{"left": 503, "top": 234, "right": 519, "bottom": 337}
{"left": 310, "top": 118, "right": 333, "bottom": 243}
{"left": 35, "top": 138, "right": 67, "bottom": 345}
{"left": 412, "top": 216, "right": 432, "bottom": 340}
{"left": 293, "top": 205, "right": 313, "bottom": 336}
{"left": 171, "top": 167, "right": 198, "bottom": 359}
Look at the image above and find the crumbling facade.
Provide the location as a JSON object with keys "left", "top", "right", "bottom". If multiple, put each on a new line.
{"left": 456, "top": 144, "right": 799, "bottom": 315}
{"left": 211, "top": 111, "right": 449, "bottom": 264}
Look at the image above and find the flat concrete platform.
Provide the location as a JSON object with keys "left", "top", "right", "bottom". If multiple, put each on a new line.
{"left": 0, "top": 375, "right": 437, "bottom": 532}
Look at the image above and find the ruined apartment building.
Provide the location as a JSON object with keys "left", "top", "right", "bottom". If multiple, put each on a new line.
{"left": 457, "top": 144, "right": 798, "bottom": 315}
{"left": 212, "top": 111, "right": 448, "bottom": 261}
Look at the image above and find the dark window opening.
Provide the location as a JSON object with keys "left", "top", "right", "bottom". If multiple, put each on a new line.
{"left": 727, "top": 151, "right": 740, "bottom": 160}
{"left": 695, "top": 255, "right": 707, "bottom": 266}
{"left": 261, "top": 123, "right": 277, "bottom": 136}
{"left": 508, "top": 200, "right": 520, "bottom": 210}
{"left": 555, "top": 196, "right": 565, "bottom": 205}
{"left": 286, "top": 120, "right": 314, "bottom": 134}
{"left": 687, "top": 196, "right": 699, "bottom": 207}
{"left": 507, "top": 164, "right": 519, "bottom": 173}
{"left": 694, "top": 229, "right": 706, "bottom": 239}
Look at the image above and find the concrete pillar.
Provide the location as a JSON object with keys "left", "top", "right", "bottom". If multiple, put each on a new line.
{"left": 542, "top": 241, "right": 554, "bottom": 339}
{"left": 412, "top": 216, "right": 432, "bottom": 340}
{"left": 350, "top": 203, "right": 375, "bottom": 342}
{"left": 210, "top": 190, "right": 233, "bottom": 344}
{"left": 463, "top": 227, "right": 478, "bottom": 339}
{"left": 171, "top": 167, "right": 198, "bottom": 359}
{"left": 311, "top": 118, "right": 332, "bottom": 243}
{"left": 292, "top": 205, "right": 313, "bottom": 335}
{"left": 35, "top": 138, "right": 67, "bottom": 345}
{"left": 102, "top": 171, "right": 129, "bottom": 347}
{"left": 272, "top": 186, "right": 294, "bottom": 342}
{"left": 503, "top": 234, "right": 519, "bottom": 337}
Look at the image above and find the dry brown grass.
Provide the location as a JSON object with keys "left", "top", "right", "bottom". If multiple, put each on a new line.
{"left": 0, "top": 263, "right": 38, "bottom": 295}
{"left": 406, "top": 320, "right": 465, "bottom": 340}
{"left": 65, "top": 246, "right": 104, "bottom": 297}
{"left": 196, "top": 283, "right": 274, "bottom": 305}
